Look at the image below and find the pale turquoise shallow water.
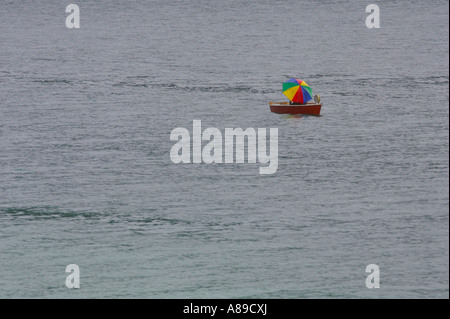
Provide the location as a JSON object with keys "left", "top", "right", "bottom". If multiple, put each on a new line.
{"left": 0, "top": 0, "right": 448, "bottom": 298}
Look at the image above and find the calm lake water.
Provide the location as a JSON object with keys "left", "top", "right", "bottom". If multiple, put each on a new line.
{"left": 0, "top": 0, "right": 448, "bottom": 298}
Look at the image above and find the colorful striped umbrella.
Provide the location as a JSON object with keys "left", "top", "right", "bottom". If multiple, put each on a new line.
{"left": 282, "top": 79, "right": 313, "bottom": 104}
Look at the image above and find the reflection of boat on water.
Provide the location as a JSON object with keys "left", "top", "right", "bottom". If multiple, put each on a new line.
{"left": 269, "top": 101, "right": 322, "bottom": 116}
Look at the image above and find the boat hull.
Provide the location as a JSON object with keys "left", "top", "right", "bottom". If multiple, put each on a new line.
{"left": 269, "top": 102, "right": 322, "bottom": 116}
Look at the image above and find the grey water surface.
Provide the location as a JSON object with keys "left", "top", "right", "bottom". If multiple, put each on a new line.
{"left": 0, "top": 0, "right": 448, "bottom": 298}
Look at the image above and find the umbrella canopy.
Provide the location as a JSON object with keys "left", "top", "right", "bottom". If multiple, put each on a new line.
{"left": 282, "top": 79, "right": 313, "bottom": 104}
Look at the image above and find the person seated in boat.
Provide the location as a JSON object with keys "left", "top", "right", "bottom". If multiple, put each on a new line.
{"left": 289, "top": 94, "right": 320, "bottom": 105}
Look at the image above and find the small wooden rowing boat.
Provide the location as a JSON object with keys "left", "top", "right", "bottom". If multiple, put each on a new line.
{"left": 269, "top": 101, "right": 322, "bottom": 116}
